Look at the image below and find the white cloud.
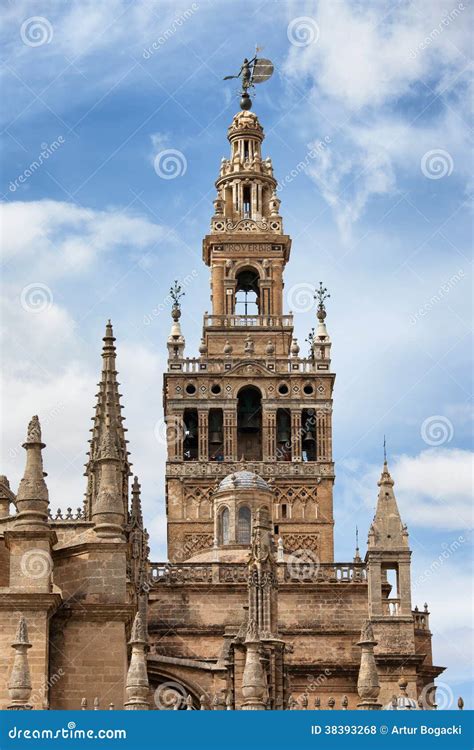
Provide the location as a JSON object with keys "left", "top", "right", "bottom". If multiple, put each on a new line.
{"left": 283, "top": 0, "right": 472, "bottom": 240}
{"left": 0, "top": 200, "right": 168, "bottom": 277}
{"left": 351, "top": 448, "right": 473, "bottom": 531}
{"left": 0, "top": 199, "right": 171, "bottom": 558}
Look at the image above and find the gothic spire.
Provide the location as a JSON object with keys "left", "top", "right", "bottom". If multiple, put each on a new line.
{"left": 124, "top": 611, "right": 150, "bottom": 710}
{"left": 7, "top": 615, "right": 32, "bottom": 710}
{"left": 85, "top": 321, "right": 131, "bottom": 520}
{"left": 15, "top": 416, "right": 49, "bottom": 529}
{"left": 368, "top": 453, "right": 409, "bottom": 551}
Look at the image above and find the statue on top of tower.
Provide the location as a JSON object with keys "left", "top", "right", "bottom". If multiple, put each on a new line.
{"left": 223, "top": 50, "right": 274, "bottom": 110}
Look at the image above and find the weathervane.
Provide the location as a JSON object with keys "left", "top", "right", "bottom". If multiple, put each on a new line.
{"left": 224, "top": 48, "right": 274, "bottom": 110}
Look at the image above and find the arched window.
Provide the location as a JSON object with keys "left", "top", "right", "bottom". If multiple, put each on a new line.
{"left": 218, "top": 507, "right": 230, "bottom": 545}
{"left": 237, "top": 506, "right": 251, "bottom": 544}
{"left": 235, "top": 267, "right": 260, "bottom": 316}
{"left": 237, "top": 386, "right": 262, "bottom": 460}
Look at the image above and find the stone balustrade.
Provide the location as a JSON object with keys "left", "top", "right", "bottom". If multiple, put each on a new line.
{"left": 148, "top": 562, "right": 367, "bottom": 586}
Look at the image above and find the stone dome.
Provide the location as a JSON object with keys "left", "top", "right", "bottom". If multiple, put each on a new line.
{"left": 217, "top": 470, "right": 270, "bottom": 493}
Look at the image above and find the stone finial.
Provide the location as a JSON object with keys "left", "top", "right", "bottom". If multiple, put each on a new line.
{"left": 124, "top": 611, "right": 150, "bottom": 710}
{"left": 185, "top": 695, "right": 193, "bottom": 710}
{"left": 277, "top": 536, "right": 284, "bottom": 562}
{"left": 7, "top": 616, "right": 32, "bottom": 710}
{"left": 199, "top": 693, "right": 211, "bottom": 710}
{"left": 458, "top": 697, "right": 464, "bottom": 710}
{"left": 241, "top": 641, "right": 267, "bottom": 710}
{"left": 15, "top": 415, "right": 49, "bottom": 530}
{"left": 81, "top": 697, "right": 88, "bottom": 710}
{"left": 342, "top": 695, "right": 349, "bottom": 709}
{"left": 357, "top": 619, "right": 382, "bottom": 710}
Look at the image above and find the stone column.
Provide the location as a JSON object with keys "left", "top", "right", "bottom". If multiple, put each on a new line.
{"left": 398, "top": 557, "right": 412, "bottom": 614}
{"left": 224, "top": 409, "right": 237, "bottom": 461}
{"left": 263, "top": 409, "right": 276, "bottom": 461}
{"left": 291, "top": 410, "right": 302, "bottom": 461}
{"left": 367, "top": 557, "right": 383, "bottom": 617}
{"left": 212, "top": 262, "right": 225, "bottom": 315}
{"left": 198, "top": 410, "right": 208, "bottom": 462}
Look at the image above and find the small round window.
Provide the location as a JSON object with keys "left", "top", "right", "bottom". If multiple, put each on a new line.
{"left": 303, "top": 384, "right": 314, "bottom": 395}
{"left": 278, "top": 383, "right": 289, "bottom": 395}
{"left": 211, "top": 384, "right": 221, "bottom": 395}
{"left": 185, "top": 383, "right": 196, "bottom": 395}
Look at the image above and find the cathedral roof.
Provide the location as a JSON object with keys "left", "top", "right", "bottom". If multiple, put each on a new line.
{"left": 217, "top": 470, "right": 270, "bottom": 493}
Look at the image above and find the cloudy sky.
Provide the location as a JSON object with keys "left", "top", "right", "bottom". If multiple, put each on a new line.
{"left": 1, "top": 0, "right": 472, "bottom": 706}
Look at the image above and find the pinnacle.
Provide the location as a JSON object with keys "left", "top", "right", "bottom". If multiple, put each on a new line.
{"left": 13, "top": 615, "right": 31, "bottom": 647}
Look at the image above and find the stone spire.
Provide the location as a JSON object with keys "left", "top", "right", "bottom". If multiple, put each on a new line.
{"left": 7, "top": 615, "right": 32, "bottom": 710}
{"left": 124, "top": 611, "right": 150, "bottom": 710}
{"left": 126, "top": 476, "right": 150, "bottom": 609}
{"left": 368, "top": 456, "right": 409, "bottom": 551}
{"left": 356, "top": 620, "right": 381, "bottom": 710}
{"left": 15, "top": 416, "right": 49, "bottom": 530}
{"left": 85, "top": 321, "right": 130, "bottom": 523}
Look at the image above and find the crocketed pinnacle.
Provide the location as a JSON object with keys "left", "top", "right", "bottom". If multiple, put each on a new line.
{"left": 85, "top": 321, "right": 131, "bottom": 518}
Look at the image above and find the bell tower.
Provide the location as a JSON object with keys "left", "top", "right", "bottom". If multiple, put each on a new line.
{"left": 163, "top": 108, "right": 335, "bottom": 565}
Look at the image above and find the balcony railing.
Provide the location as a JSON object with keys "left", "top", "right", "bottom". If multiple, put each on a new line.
{"left": 169, "top": 356, "right": 322, "bottom": 374}
{"left": 148, "top": 562, "right": 366, "bottom": 586}
{"left": 204, "top": 314, "right": 293, "bottom": 328}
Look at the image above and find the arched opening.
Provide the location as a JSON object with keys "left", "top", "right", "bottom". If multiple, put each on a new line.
{"left": 237, "top": 506, "right": 251, "bottom": 544}
{"left": 235, "top": 267, "right": 260, "bottom": 316}
{"left": 237, "top": 386, "right": 262, "bottom": 460}
{"left": 302, "top": 408, "right": 316, "bottom": 462}
{"left": 218, "top": 506, "right": 230, "bottom": 545}
{"left": 208, "top": 408, "right": 224, "bottom": 461}
{"left": 183, "top": 409, "right": 198, "bottom": 461}
{"left": 276, "top": 408, "right": 292, "bottom": 461}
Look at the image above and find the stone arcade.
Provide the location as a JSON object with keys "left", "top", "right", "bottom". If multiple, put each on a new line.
{"left": 0, "top": 107, "right": 445, "bottom": 711}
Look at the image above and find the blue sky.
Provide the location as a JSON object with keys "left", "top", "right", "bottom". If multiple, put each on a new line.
{"left": 1, "top": 1, "right": 472, "bottom": 705}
